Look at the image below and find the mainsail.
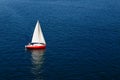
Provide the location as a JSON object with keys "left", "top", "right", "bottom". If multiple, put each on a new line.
{"left": 31, "top": 21, "right": 46, "bottom": 44}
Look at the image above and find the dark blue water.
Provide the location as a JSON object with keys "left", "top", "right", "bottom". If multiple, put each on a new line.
{"left": 0, "top": 0, "right": 120, "bottom": 80}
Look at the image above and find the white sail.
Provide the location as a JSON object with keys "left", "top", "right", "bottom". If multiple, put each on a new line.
{"left": 31, "top": 20, "right": 46, "bottom": 44}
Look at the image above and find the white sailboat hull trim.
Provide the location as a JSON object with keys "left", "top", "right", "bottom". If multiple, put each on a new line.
{"left": 25, "top": 20, "right": 46, "bottom": 49}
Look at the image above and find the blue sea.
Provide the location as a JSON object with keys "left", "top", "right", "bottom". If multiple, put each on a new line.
{"left": 0, "top": 0, "right": 120, "bottom": 80}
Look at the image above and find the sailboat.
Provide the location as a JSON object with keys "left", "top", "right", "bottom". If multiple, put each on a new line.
{"left": 25, "top": 20, "right": 46, "bottom": 49}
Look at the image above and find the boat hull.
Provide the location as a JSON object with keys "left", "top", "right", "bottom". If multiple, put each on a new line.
{"left": 25, "top": 45, "right": 46, "bottom": 49}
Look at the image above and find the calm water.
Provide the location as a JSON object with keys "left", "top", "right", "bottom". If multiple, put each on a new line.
{"left": 0, "top": 0, "right": 120, "bottom": 80}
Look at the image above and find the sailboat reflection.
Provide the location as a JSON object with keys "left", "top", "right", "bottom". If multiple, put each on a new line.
{"left": 30, "top": 49, "right": 45, "bottom": 80}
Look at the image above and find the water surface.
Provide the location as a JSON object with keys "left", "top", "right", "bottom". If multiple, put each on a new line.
{"left": 0, "top": 0, "right": 120, "bottom": 80}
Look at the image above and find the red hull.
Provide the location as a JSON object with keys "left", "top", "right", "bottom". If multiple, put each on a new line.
{"left": 25, "top": 45, "right": 46, "bottom": 49}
